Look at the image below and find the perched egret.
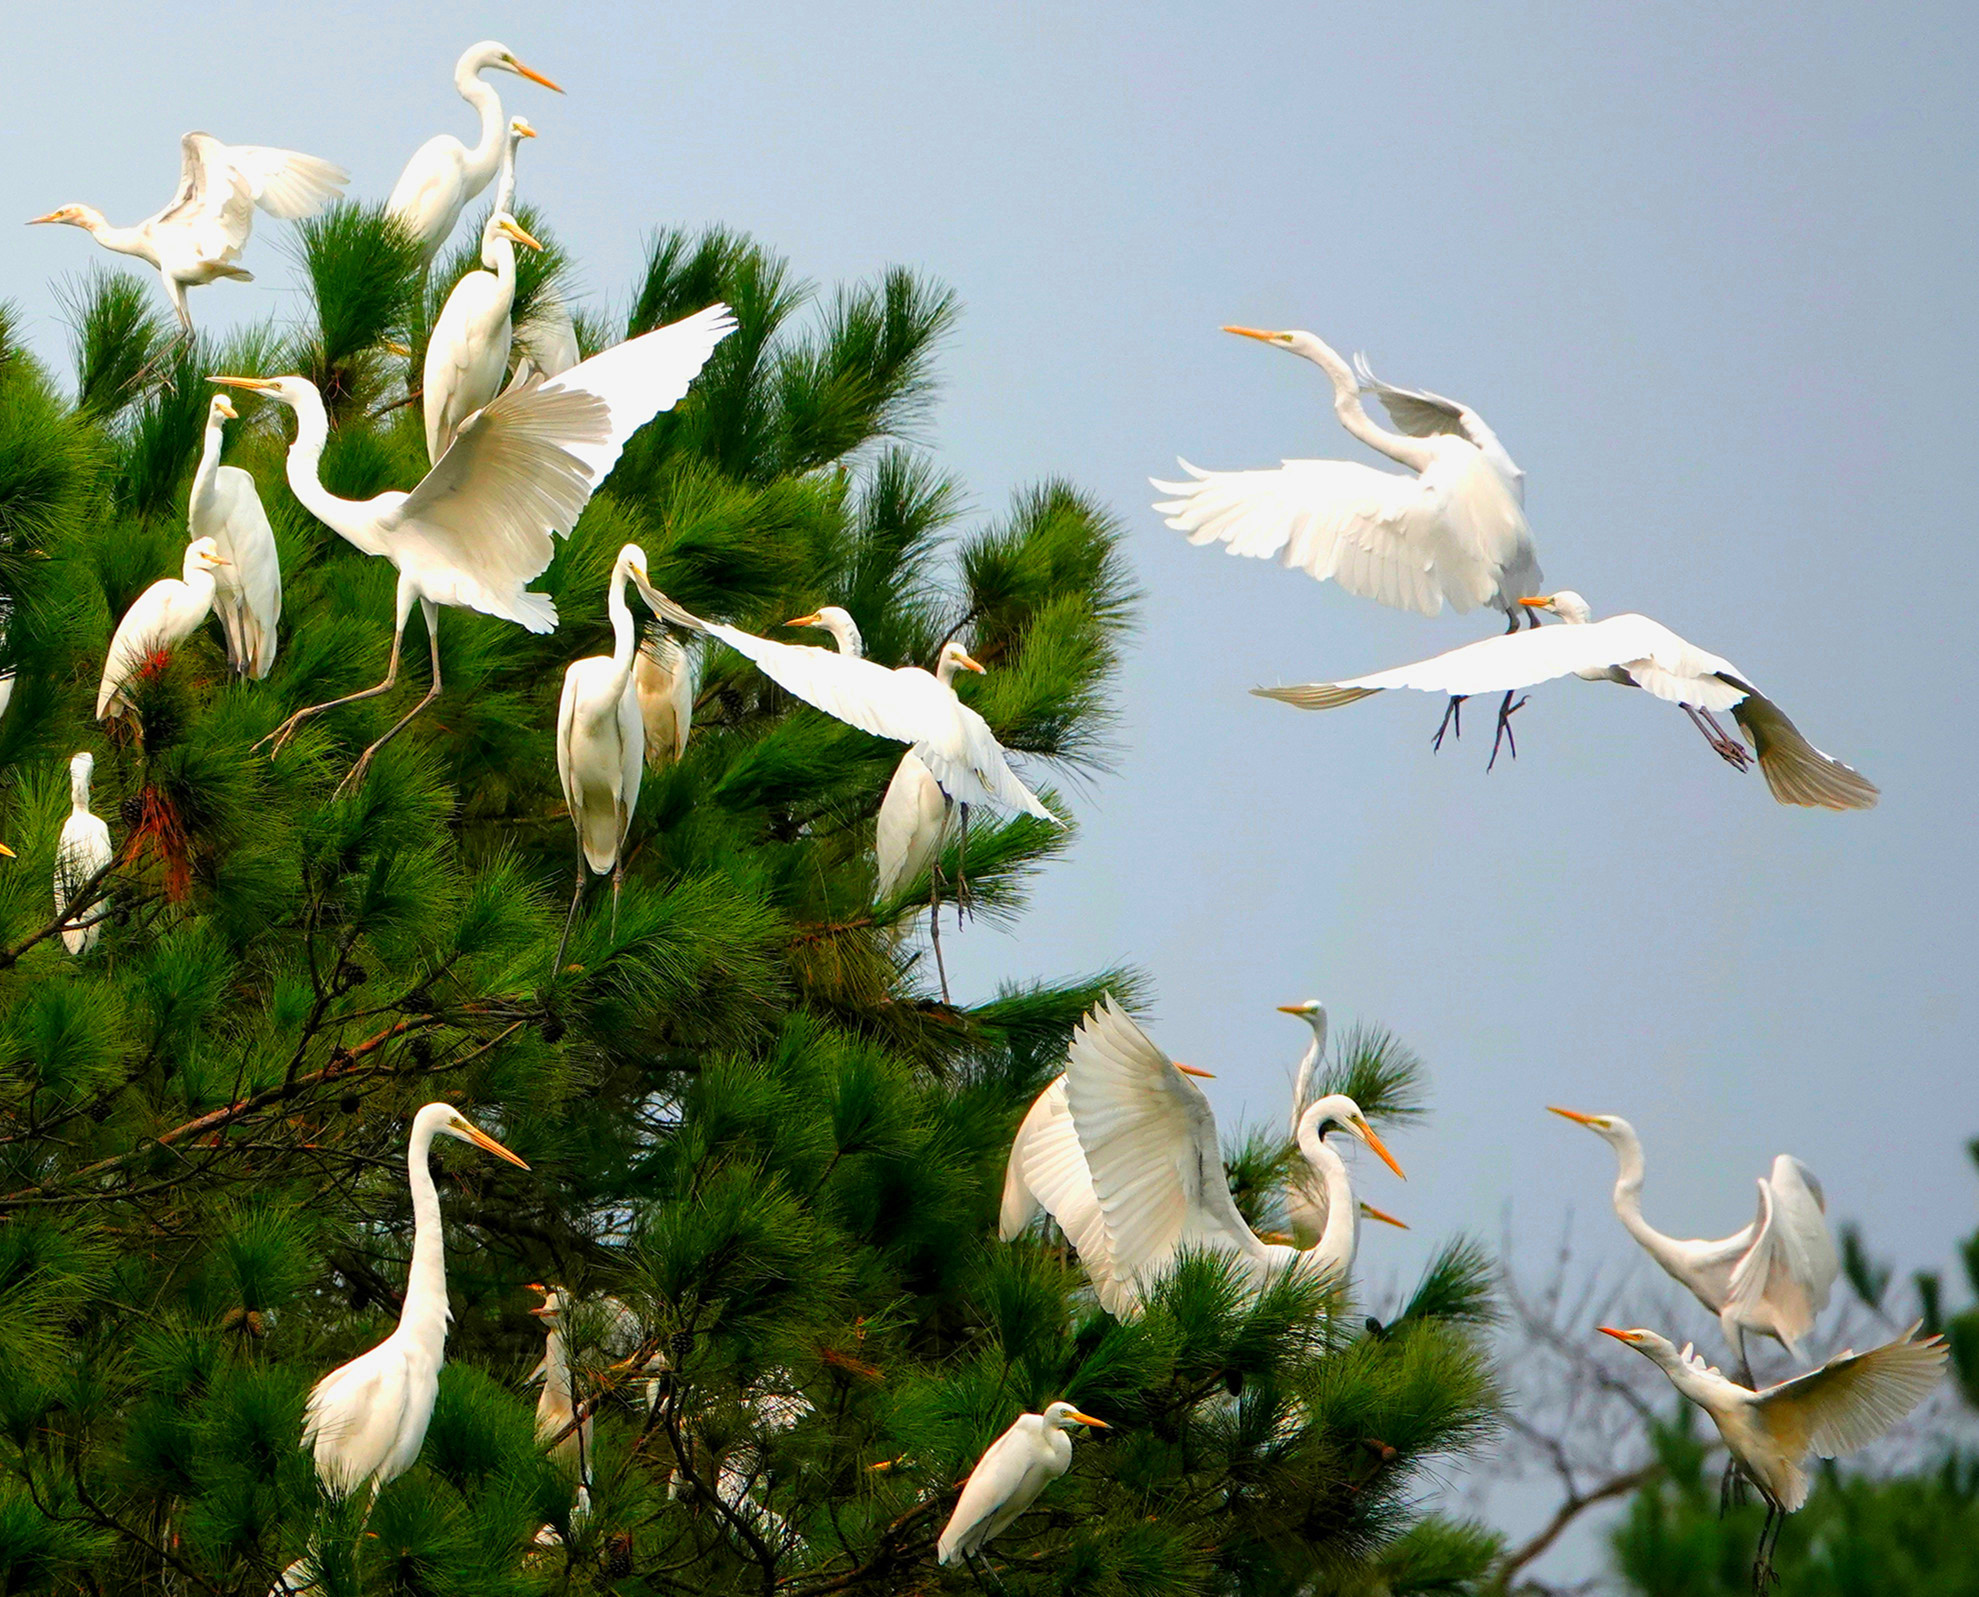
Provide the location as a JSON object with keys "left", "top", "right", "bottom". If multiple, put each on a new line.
{"left": 516, "top": 291, "right": 582, "bottom": 383}
{"left": 190, "top": 396, "right": 281, "bottom": 679}
{"left": 387, "top": 41, "right": 561, "bottom": 262}
{"left": 1256, "top": 590, "right": 1879, "bottom": 807}
{"left": 1598, "top": 1323, "right": 1946, "bottom": 1588}
{"left": 937, "top": 1403, "right": 1109, "bottom": 1569}
{"left": 54, "top": 753, "right": 113, "bottom": 956}
{"left": 633, "top": 630, "right": 693, "bottom": 770}
{"left": 95, "top": 538, "right": 229, "bottom": 722}
{"left": 490, "top": 115, "right": 535, "bottom": 216}
{"left": 423, "top": 212, "right": 543, "bottom": 463}
{"left": 1551, "top": 1109, "right": 1839, "bottom": 1384}
{"left": 1281, "top": 999, "right": 1329, "bottom": 1133}
{"left": 1017, "top": 997, "right": 1404, "bottom": 1316}
{"left": 211, "top": 302, "right": 733, "bottom": 793}
{"left": 30, "top": 134, "right": 345, "bottom": 334}
{"left": 553, "top": 543, "right": 666, "bottom": 967}
{"left": 1156, "top": 328, "right": 1542, "bottom": 755}
{"left": 302, "top": 1104, "right": 528, "bottom": 1497}
{"left": 529, "top": 1287, "right": 594, "bottom": 1516}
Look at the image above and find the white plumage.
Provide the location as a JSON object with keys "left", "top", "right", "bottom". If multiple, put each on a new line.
{"left": 31, "top": 133, "right": 346, "bottom": 332}
{"left": 874, "top": 751, "right": 948, "bottom": 900}
{"left": 633, "top": 630, "right": 694, "bottom": 771}
{"left": 1552, "top": 1109, "right": 1840, "bottom": 1382}
{"left": 215, "top": 302, "right": 733, "bottom": 792}
{"left": 1154, "top": 329, "right": 1540, "bottom": 622}
{"left": 423, "top": 211, "right": 542, "bottom": 463}
{"left": 302, "top": 1104, "right": 528, "bottom": 1498}
{"left": 95, "top": 537, "right": 229, "bottom": 721}
{"left": 1257, "top": 589, "right": 1879, "bottom": 809}
{"left": 190, "top": 396, "right": 281, "bottom": 679}
{"left": 54, "top": 753, "right": 113, "bottom": 957}
{"left": 387, "top": 42, "right": 561, "bottom": 262}
{"left": 936, "top": 1402, "right": 1107, "bottom": 1566}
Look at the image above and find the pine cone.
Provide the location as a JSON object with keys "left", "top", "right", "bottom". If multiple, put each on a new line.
{"left": 602, "top": 1531, "right": 634, "bottom": 1576}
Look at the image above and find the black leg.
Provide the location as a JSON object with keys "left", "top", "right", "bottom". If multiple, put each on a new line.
{"left": 1682, "top": 704, "right": 1751, "bottom": 772}
{"left": 1486, "top": 692, "right": 1528, "bottom": 772}
{"left": 1432, "top": 695, "right": 1466, "bottom": 752}
{"left": 929, "top": 856, "right": 950, "bottom": 1005}
{"left": 955, "top": 804, "right": 972, "bottom": 927}
{"left": 553, "top": 860, "right": 585, "bottom": 975}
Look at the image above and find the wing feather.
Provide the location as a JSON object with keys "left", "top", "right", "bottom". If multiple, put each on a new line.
{"left": 1753, "top": 1325, "right": 1947, "bottom": 1460}
{"left": 1729, "top": 688, "right": 1879, "bottom": 810}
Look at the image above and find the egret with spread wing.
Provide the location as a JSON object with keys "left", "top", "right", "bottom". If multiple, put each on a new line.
{"left": 387, "top": 41, "right": 561, "bottom": 262}
{"left": 1599, "top": 1323, "right": 1945, "bottom": 1590}
{"left": 1155, "top": 328, "right": 1542, "bottom": 757}
{"left": 30, "top": 133, "right": 346, "bottom": 333}
{"left": 212, "top": 302, "right": 733, "bottom": 793}
{"left": 1256, "top": 590, "right": 1878, "bottom": 807}
{"left": 96, "top": 538, "right": 229, "bottom": 723}
{"left": 1552, "top": 1109, "right": 1840, "bottom": 1385}
{"left": 191, "top": 396, "right": 281, "bottom": 679}
{"left": 937, "top": 1403, "right": 1108, "bottom": 1571}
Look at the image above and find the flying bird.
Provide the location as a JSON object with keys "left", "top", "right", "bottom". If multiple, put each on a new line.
{"left": 1551, "top": 1108, "right": 1840, "bottom": 1385}
{"left": 937, "top": 1403, "right": 1108, "bottom": 1571}
{"left": 212, "top": 302, "right": 733, "bottom": 793}
{"left": 54, "top": 753, "right": 113, "bottom": 956}
{"left": 1256, "top": 590, "right": 1878, "bottom": 807}
{"left": 1599, "top": 1323, "right": 1945, "bottom": 1590}
{"left": 422, "top": 210, "right": 544, "bottom": 462}
{"left": 387, "top": 41, "right": 561, "bottom": 261}
{"left": 1155, "top": 327, "right": 1542, "bottom": 756}
{"left": 30, "top": 133, "right": 346, "bottom": 333}
{"left": 96, "top": 538, "right": 229, "bottom": 722}
{"left": 190, "top": 395, "right": 281, "bottom": 679}
{"left": 302, "top": 1104, "right": 528, "bottom": 1497}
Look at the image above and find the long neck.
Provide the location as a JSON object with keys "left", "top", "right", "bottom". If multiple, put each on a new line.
{"left": 70, "top": 766, "right": 91, "bottom": 817}
{"left": 400, "top": 1120, "right": 453, "bottom": 1349}
{"left": 604, "top": 565, "right": 639, "bottom": 690}
{"left": 83, "top": 215, "right": 157, "bottom": 263}
{"left": 1297, "top": 1120, "right": 1359, "bottom": 1270}
{"left": 494, "top": 136, "right": 521, "bottom": 215}
{"left": 823, "top": 616, "right": 864, "bottom": 658}
{"left": 539, "top": 1325, "right": 574, "bottom": 1412}
{"left": 1605, "top": 1127, "right": 1680, "bottom": 1261}
{"left": 486, "top": 233, "right": 516, "bottom": 297}
{"left": 279, "top": 392, "right": 381, "bottom": 551}
{"left": 1301, "top": 338, "right": 1435, "bottom": 472}
{"left": 1289, "top": 1021, "right": 1326, "bottom": 1130}
{"left": 190, "top": 418, "right": 226, "bottom": 519}
{"left": 455, "top": 66, "right": 506, "bottom": 197}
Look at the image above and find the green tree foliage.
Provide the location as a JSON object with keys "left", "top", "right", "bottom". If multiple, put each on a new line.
{"left": 0, "top": 216, "right": 1501, "bottom": 1594}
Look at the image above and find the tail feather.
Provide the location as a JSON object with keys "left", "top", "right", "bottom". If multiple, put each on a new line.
{"left": 1730, "top": 691, "right": 1879, "bottom": 811}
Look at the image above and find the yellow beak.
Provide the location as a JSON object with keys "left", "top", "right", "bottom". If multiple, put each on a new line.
{"left": 499, "top": 218, "right": 545, "bottom": 252}
{"left": 1223, "top": 325, "right": 1282, "bottom": 343}
{"left": 212, "top": 396, "right": 237, "bottom": 420}
{"left": 1519, "top": 595, "right": 1554, "bottom": 609}
{"left": 26, "top": 211, "right": 67, "bottom": 226}
{"left": 1174, "top": 1062, "right": 1216, "bottom": 1079}
{"left": 1358, "top": 1203, "right": 1408, "bottom": 1230}
{"left": 509, "top": 59, "right": 564, "bottom": 92}
{"left": 210, "top": 375, "right": 275, "bottom": 392}
{"left": 1068, "top": 1411, "right": 1109, "bottom": 1429}
{"left": 1276, "top": 1004, "right": 1312, "bottom": 1015}
{"left": 953, "top": 651, "right": 987, "bottom": 675}
{"left": 513, "top": 118, "right": 539, "bottom": 139}
{"left": 786, "top": 612, "right": 823, "bottom": 628}
{"left": 1351, "top": 1116, "right": 1407, "bottom": 1180}
{"left": 1596, "top": 1326, "right": 1636, "bottom": 1345}
{"left": 1547, "top": 1106, "right": 1599, "bottom": 1126}
{"left": 458, "top": 1119, "right": 530, "bottom": 1169}
{"left": 0, "top": 843, "right": 14, "bottom": 858}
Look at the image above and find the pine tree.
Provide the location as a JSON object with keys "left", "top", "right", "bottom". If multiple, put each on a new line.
{"left": 0, "top": 206, "right": 1501, "bottom": 1595}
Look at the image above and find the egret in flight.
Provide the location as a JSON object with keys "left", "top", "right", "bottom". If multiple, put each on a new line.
{"left": 1256, "top": 590, "right": 1879, "bottom": 807}
{"left": 1599, "top": 1323, "right": 1945, "bottom": 1589}
{"left": 212, "top": 302, "right": 733, "bottom": 794}
{"left": 95, "top": 538, "right": 229, "bottom": 723}
{"left": 554, "top": 543, "right": 668, "bottom": 967}
{"left": 422, "top": 210, "right": 544, "bottom": 462}
{"left": 30, "top": 133, "right": 346, "bottom": 333}
{"left": 190, "top": 395, "right": 281, "bottom": 679}
{"left": 1155, "top": 328, "right": 1542, "bottom": 755}
{"left": 387, "top": 41, "right": 561, "bottom": 262}
{"left": 302, "top": 1104, "right": 528, "bottom": 1497}
{"left": 1551, "top": 1109, "right": 1839, "bottom": 1386}
{"left": 55, "top": 753, "right": 113, "bottom": 956}
{"left": 937, "top": 1403, "right": 1108, "bottom": 1572}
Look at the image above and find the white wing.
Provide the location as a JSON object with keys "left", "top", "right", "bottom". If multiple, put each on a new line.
{"left": 874, "top": 750, "right": 948, "bottom": 899}
{"left": 634, "top": 631, "right": 692, "bottom": 769}
{"left": 1752, "top": 1324, "right": 1947, "bottom": 1466}
{"left": 1254, "top": 613, "right": 1750, "bottom": 712}
{"left": 1063, "top": 996, "right": 1262, "bottom": 1312}
{"left": 217, "top": 140, "right": 348, "bottom": 220}
{"left": 303, "top": 1341, "right": 416, "bottom": 1495}
{"left": 1725, "top": 1157, "right": 1840, "bottom": 1358}
{"left": 153, "top": 134, "right": 256, "bottom": 258}
{"left": 1000, "top": 1078, "right": 1130, "bottom": 1314}
{"left": 95, "top": 577, "right": 214, "bottom": 719}
{"left": 1353, "top": 352, "right": 1525, "bottom": 501}
{"left": 206, "top": 467, "right": 282, "bottom": 678}
{"left": 55, "top": 815, "right": 113, "bottom": 956}
{"left": 1730, "top": 688, "right": 1879, "bottom": 811}
{"left": 384, "top": 306, "right": 733, "bottom": 632}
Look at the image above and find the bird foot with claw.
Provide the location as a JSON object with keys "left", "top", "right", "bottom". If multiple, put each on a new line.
{"left": 331, "top": 756, "right": 375, "bottom": 801}
{"left": 252, "top": 716, "right": 311, "bottom": 758}
{"left": 1486, "top": 695, "right": 1528, "bottom": 773}
{"left": 1431, "top": 696, "right": 1465, "bottom": 752}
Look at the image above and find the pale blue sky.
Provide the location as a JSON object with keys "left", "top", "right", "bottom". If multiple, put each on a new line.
{"left": 8, "top": 3, "right": 1973, "bottom": 1576}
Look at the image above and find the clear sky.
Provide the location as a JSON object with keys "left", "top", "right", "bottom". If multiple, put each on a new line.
{"left": 8, "top": 2, "right": 1974, "bottom": 1575}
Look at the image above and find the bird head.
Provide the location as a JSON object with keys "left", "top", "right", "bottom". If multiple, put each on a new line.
{"left": 209, "top": 394, "right": 238, "bottom": 423}
{"left": 1223, "top": 325, "right": 1331, "bottom": 364}
{"left": 209, "top": 374, "right": 315, "bottom": 413}
{"left": 528, "top": 1284, "right": 568, "bottom": 1326}
{"left": 1299, "top": 1094, "right": 1406, "bottom": 1179}
{"left": 1519, "top": 591, "right": 1593, "bottom": 624}
{"left": 935, "top": 640, "right": 987, "bottom": 681}
{"left": 70, "top": 751, "right": 95, "bottom": 786}
{"left": 786, "top": 605, "right": 854, "bottom": 633}
{"left": 1597, "top": 1325, "right": 1678, "bottom": 1366}
{"left": 26, "top": 204, "right": 104, "bottom": 232}
{"left": 491, "top": 212, "right": 544, "bottom": 252}
{"left": 469, "top": 41, "right": 564, "bottom": 91}
{"left": 617, "top": 544, "right": 653, "bottom": 590}
{"left": 1277, "top": 998, "right": 1327, "bottom": 1035}
{"left": 184, "top": 538, "right": 229, "bottom": 577}
{"left": 1548, "top": 1106, "right": 1632, "bottom": 1147}
{"left": 420, "top": 1102, "right": 530, "bottom": 1169}
{"left": 510, "top": 115, "right": 539, "bottom": 141}
{"left": 1041, "top": 1401, "right": 1110, "bottom": 1432}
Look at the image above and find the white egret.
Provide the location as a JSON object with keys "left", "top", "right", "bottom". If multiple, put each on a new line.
{"left": 1155, "top": 328, "right": 1543, "bottom": 756}
{"left": 54, "top": 753, "right": 113, "bottom": 957}
{"left": 1035, "top": 997, "right": 1403, "bottom": 1316}
{"left": 388, "top": 42, "right": 561, "bottom": 262}
{"left": 1551, "top": 1109, "right": 1840, "bottom": 1385}
{"left": 633, "top": 630, "right": 693, "bottom": 770}
{"left": 1599, "top": 1323, "right": 1945, "bottom": 1588}
{"left": 936, "top": 1402, "right": 1109, "bottom": 1569}
{"left": 302, "top": 1103, "right": 529, "bottom": 1497}
{"left": 30, "top": 134, "right": 346, "bottom": 334}
{"left": 423, "top": 210, "right": 544, "bottom": 462}
{"left": 1256, "top": 590, "right": 1879, "bottom": 808}
{"left": 211, "top": 302, "right": 733, "bottom": 793}
{"left": 1280, "top": 999, "right": 1329, "bottom": 1134}
{"left": 554, "top": 543, "right": 665, "bottom": 966}
{"left": 95, "top": 538, "right": 229, "bottom": 722}
{"left": 651, "top": 596, "right": 1056, "bottom": 859}
{"left": 529, "top": 1287, "right": 594, "bottom": 1517}
{"left": 490, "top": 115, "right": 535, "bottom": 216}
{"left": 516, "top": 292, "right": 582, "bottom": 383}
{"left": 190, "top": 395, "right": 282, "bottom": 679}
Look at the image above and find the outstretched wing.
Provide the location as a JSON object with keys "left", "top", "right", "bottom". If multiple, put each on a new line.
{"left": 1753, "top": 1324, "right": 1947, "bottom": 1467}
{"left": 1254, "top": 613, "right": 1748, "bottom": 712}
{"left": 218, "top": 141, "right": 349, "bottom": 219}
{"left": 1728, "top": 687, "right": 1879, "bottom": 811}
{"left": 155, "top": 133, "right": 256, "bottom": 256}
{"left": 1725, "top": 1157, "right": 1839, "bottom": 1357}
{"left": 1353, "top": 352, "right": 1524, "bottom": 500}
{"left": 1001, "top": 1077, "right": 1130, "bottom": 1313}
